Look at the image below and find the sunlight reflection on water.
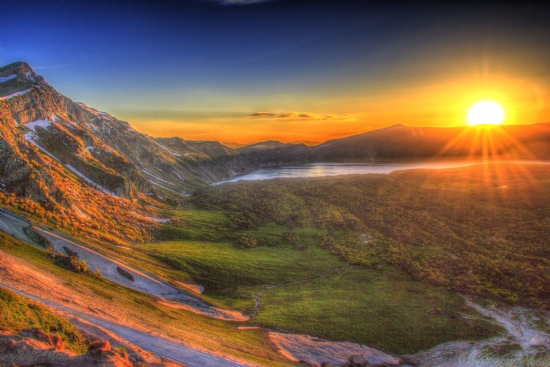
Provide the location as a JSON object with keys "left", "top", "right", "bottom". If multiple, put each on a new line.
{"left": 215, "top": 160, "right": 550, "bottom": 185}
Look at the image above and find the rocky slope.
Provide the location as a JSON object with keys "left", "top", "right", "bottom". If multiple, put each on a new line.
{"left": 0, "top": 62, "right": 250, "bottom": 205}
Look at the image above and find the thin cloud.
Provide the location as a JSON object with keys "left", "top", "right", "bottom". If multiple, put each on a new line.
{"left": 248, "top": 111, "right": 276, "bottom": 117}
{"left": 247, "top": 111, "right": 351, "bottom": 121}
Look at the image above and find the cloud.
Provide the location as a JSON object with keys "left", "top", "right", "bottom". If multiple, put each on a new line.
{"left": 248, "top": 111, "right": 276, "bottom": 117}
{"left": 247, "top": 111, "right": 351, "bottom": 121}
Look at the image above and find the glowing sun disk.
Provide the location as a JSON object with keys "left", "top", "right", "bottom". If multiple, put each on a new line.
{"left": 467, "top": 101, "right": 505, "bottom": 126}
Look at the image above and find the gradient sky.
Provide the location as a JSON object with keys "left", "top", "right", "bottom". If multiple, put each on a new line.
{"left": 2, "top": 0, "right": 550, "bottom": 145}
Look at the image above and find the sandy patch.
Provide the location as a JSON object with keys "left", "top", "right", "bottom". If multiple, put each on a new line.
{"left": 159, "top": 299, "right": 249, "bottom": 322}
{"left": 268, "top": 332, "right": 400, "bottom": 367}
{"left": 132, "top": 212, "right": 170, "bottom": 223}
{"left": 175, "top": 281, "right": 204, "bottom": 294}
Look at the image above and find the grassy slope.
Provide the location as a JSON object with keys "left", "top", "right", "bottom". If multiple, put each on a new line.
{"left": 136, "top": 225, "right": 341, "bottom": 309}
{"left": 0, "top": 232, "right": 294, "bottom": 367}
{"left": 0, "top": 286, "right": 87, "bottom": 353}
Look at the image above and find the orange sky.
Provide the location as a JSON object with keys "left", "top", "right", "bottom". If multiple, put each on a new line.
{"left": 122, "top": 72, "right": 550, "bottom": 146}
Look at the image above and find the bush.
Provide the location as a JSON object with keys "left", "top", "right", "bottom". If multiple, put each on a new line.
{"left": 235, "top": 234, "right": 260, "bottom": 249}
{"left": 53, "top": 254, "right": 88, "bottom": 273}
{"left": 63, "top": 246, "right": 78, "bottom": 257}
{"left": 281, "top": 232, "right": 299, "bottom": 246}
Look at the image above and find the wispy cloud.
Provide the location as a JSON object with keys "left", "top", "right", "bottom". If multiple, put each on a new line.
{"left": 247, "top": 111, "right": 351, "bottom": 121}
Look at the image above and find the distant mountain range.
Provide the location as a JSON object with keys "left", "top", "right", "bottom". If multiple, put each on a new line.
{"left": 1, "top": 61, "right": 549, "bottom": 206}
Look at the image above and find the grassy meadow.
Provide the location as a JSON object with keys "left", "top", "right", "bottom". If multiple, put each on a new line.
{"left": 134, "top": 206, "right": 503, "bottom": 355}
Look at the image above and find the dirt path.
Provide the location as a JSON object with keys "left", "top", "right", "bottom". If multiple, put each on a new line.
{"left": 1, "top": 283, "right": 247, "bottom": 367}
{"left": 0, "top": 250, "right": 250, "bottom": 367}
{"left": 0, "top": 210, "right": 247, "bottom": 321}
{"left": 403, "top": 298, "right": 550, "bottom": 367}
{"left": 268, "top": 332, "right": 400, "bottom": 367}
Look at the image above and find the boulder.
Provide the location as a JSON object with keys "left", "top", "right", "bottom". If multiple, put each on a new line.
{"left": 89, "top": 339, "right": 111, "bottom": 356}
{"left": 51, "top": 334, "right": 65, "bottom": 350}
{"left": 349, "top": 355, "right": 370, "bottom": 366}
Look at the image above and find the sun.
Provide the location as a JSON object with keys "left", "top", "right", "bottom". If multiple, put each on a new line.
{"left": 467, "top": 101, "right": 505, "bottom": 126}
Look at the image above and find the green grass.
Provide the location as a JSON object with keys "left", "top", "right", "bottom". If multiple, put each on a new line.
{"left": 135, "top": 227, "right": 503, "bottom": 355}
{"left": 135, "top": 231, "right": 343, "bottom": 310}
{"left": 157, "top": 206, "right": 231, "bottom": 241}
{"left": 0, "top": 287, "right": 87, "bottom": 353}
{"left": 253, "top": 265, "right": 502, "bottom": 355}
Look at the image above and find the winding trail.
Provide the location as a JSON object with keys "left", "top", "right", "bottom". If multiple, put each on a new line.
{"left": 0, "top": 209, "right": 246, "bottom": 322}
{"left": 0, "top": 283, "right": 247, "bottom": 367}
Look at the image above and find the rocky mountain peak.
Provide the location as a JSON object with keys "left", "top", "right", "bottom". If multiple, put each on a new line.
{"left": 0, "top": 60, "right": 35, "bottom": 74}
{"left": 0, "top": 61, "right": 45, "bottom": 97}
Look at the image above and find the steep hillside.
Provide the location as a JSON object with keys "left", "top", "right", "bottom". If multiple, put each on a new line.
{"left": 0, "top": 62, "right": 247, "bottom": 203}
{"left": 0, "top": 62, "right": 249, "bottom": 243}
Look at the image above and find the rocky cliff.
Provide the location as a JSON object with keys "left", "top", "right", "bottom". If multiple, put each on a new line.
{"left": 0, "top": 62, "right": 248, "bottom": 205}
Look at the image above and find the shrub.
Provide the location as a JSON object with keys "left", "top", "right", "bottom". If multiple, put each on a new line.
{"left": 235, "top": 234, "right": 260, "bottom": 249}
{"left": 53, "top": 254, "right": 88, "bottom": 273}
{"left": 281, "top": 232, "right": 299, "bottom": 246}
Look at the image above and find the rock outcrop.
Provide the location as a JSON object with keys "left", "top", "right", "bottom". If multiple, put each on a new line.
{"left": 0, "top": 330, "right": 133, "bottom": 367}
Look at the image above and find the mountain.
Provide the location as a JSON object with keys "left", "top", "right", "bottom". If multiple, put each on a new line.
{"left": 0, "top": 61, "right": 257, "bottom": 246}
{"left": 225, "top": 122, "right": 550, "bottom": 166}
{"left": 236, "top": 140, "right": 313, "bottom": 167}
{"left": 0, "top": 62, "right": 246, "bottom": 202}
{"left": 221, "top": 141, "right": 248, "bottom": 149}
{"left": 309, "top": 123, "right": 550, "bottom": 161}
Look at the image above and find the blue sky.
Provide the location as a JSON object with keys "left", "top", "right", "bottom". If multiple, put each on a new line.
{"left": 2, "top": 0, "right": 550, "bottom": 144}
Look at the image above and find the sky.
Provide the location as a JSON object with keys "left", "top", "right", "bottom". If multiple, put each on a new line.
{"left": 1, "top": 0, "right": 550, "bottom": 145}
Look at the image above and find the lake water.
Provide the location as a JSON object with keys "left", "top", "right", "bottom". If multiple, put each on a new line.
{"left": 215, "top": 160, "right": 550, "bottom": 184}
